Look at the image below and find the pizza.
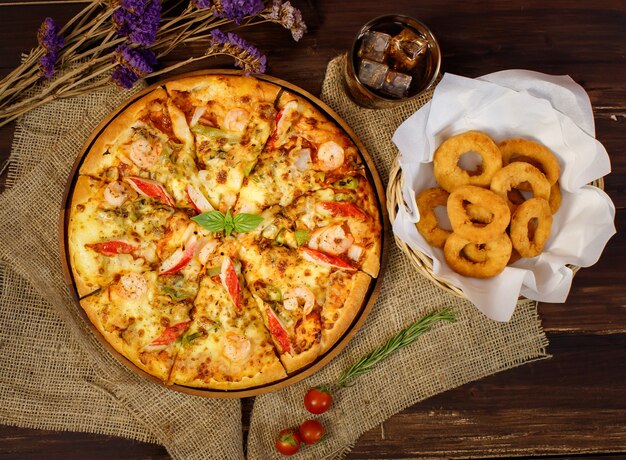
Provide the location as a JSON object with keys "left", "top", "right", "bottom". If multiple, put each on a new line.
{"left": 66, "top": 74, "right": 382, "bottom": 390}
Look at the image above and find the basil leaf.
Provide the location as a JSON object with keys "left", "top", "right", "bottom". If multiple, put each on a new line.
{"left": 294, "top": 229, "right": 310, "bottom": 246}
{"left": 233, "top": 213, "right": 264, "bottom": 233}
{"left": 192, "top": 210, "right": 225, "bottom": 232}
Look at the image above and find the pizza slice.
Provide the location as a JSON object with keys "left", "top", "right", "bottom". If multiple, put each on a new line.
{"left": 68, "top": 176, "right": 176, "bottom": 297}
{"left": 250, "top": 184, "right": 381, "bottom": 277}
{"left": 238, "top": 241, "right": 371, "bottom": 371}
{"left": 79, "top": 270, "right": 197, "bottom": 381}
{"left": 169, "top": 257, "right": 287, "bottom": 389}
{"left": 78, "top": 87, "right": 205, "bottom": 209}
{"left": 165, "top": 75, "right": 281, "bottom": 212}
{"left": 235, "top": 90, "right": 366, "bottom": 213}
{"left": 68, "top": 175, "right": 222, "bottom": 297}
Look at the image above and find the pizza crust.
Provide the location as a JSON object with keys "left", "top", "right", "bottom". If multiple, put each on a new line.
{"left": 320, "top": 271, "right": 371, "bottom": 353}
{"left": 281, "top": 342, "right": 322, "bottom": 374}
{"left": 171, "top": 359, "right": 287, "bottom": 390}
{"left": 68, "top": 176, "right": 103, "bottom": 298}
{"left": 165, "top": 74, "right": 281, "bottom": 105}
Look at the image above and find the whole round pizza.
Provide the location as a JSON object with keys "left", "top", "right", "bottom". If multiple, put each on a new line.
{"left": 66, "top": 74, "right": 383, "bottom": 391}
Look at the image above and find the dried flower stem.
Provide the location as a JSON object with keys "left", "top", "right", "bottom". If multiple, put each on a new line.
{"left": 0, "top": 0, "right": 308, "bottom": 127}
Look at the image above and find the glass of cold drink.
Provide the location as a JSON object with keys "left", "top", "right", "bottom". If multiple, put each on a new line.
{"left": 343, "top": 15, "right": 441, "bottom": 109}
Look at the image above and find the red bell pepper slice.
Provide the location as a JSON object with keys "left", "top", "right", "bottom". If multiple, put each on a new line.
{"left": 148, "top": 321, "right": 191, "bottom": 347}
{"left": 300, "top": 247, "right": 355, "bottom": 271}
{"left": 220, "top": 257, "right": 242, "bottom": 309}
{"left": 85, "top": 240, "right": 137, "bottom": 257}
{"left": 266, "top": 306, "right": 291, "bottom": 353}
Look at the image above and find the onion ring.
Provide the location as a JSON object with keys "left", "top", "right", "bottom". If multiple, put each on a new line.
{"left": 499, "top": 138, "right": 560, "bottom": 186}
{"left": 510, "top": 198, "right": 553, "bottom": 258}
{"left": 549, "top": 181, "right": 562, "bottom": 214}
{"left": 444, "top": 233, "right": 512, "bottom": 278}
{"left": 415, "top": 187, "right": 450, "bottom": 248}
{"left": 490, "top": 162, "right": 550, "bottom": 212}
{"left": 433, "top": 131, "right": 502, "bottom": 192}
{"left": 447, "top": 185, "right": 511, "bottom": 243}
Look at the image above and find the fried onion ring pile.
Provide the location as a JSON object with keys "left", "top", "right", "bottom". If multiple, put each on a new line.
{"left": 414, "top": 131, "right": 561, "bottom": 279}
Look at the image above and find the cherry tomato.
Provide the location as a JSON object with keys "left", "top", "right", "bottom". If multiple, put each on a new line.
{"left": 304, "top": 387, "right": 333, "bottom": 414}
{"left": 299, "top": 419, "right": 325, "bottom": 445}
{"left": 275, "top": 428, "right": 300, "bottom": 456}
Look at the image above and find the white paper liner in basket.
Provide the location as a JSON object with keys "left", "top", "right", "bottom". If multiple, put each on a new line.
{"left": 389, "top": 71, "right": 616, "bottom": 322}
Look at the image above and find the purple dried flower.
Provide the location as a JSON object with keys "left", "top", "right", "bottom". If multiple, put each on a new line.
{"left": 38, "top": 17, "right": 64, "bottom": 52}
{"left": 113, "top": 0, "right": 162, "bottom": 46}
{"left": 37, "top": 17, "right": 64, "bottom": 78}
{"left": 195, "top": 0, "right": 264, "bottom": 24}
{"left": 111, "top": 66, "right": 141, "bottom": 89}
{"left": 111, "top": 44, "right": 157, "bottom": 88}
{"left": 190, "top": 0, "right": 211, "bottom": 8}
{"left": 38, "top": 51, "right": 58, "bottom": 78}
{"left": 208, "top": 29, "right": 266, "bottom": 74}
{"left": 266, "top": 0, "right": 306, "bottom": 41}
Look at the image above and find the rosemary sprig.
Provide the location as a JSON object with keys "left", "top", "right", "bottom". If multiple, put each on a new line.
{"left": 336, "top": 308, "right": 455, "bottom": 388}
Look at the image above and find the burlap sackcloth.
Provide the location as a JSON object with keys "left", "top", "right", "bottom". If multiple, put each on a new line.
{"left": 246, "top": 55, "right": 550, "bottom": 459}
{"left": 0, "top": 55, "right": 549, "bottom": 460}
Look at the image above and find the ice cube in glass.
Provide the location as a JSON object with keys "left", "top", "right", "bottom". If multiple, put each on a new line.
{"left": 358, "top": 30, "right": 392, "bottom": 62}
{"left": 358, "top": 59, "right": 388, "bottom": 90}
{"left": 389, "top": 28, "right": 428, "bottom": 72}
{"left": 381, "top": 70, "right": 412, "bottom": 98}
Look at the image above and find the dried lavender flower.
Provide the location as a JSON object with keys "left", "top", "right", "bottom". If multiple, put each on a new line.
{"left": 111, "top": 65, "right": 141, "bottom": 89}
{"left": 111, "top": 44, "right": 157, "bottom": 88}
{"left": 113, "top": 0, "right": 162, "bottom": 47}
{"left": 267, "top": 0, "right": 307, "bottom": 41}
{"left": 37, "top": 17, "right": 64, "bottom": 52}
{"left": 214, "top": 0, "right": 265, "bottom": 24}
{"left": 208, "top": 29, "right": 267, "bottom": 74}
{"left": 37, "top": 17, "right": 64, "bottom": 78}
{"left": 190, "top": 0, "right": 212, "bottom": 8}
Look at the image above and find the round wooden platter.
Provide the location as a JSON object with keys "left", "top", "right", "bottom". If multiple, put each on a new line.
{"left": 58, "top": 69, "right": 390, "bottom": 398}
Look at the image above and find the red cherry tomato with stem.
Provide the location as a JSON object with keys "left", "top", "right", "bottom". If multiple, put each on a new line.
{"left": 275, "top": 428, "right": 300, "bottom": 456}
{"left": 299, "top": 419, "right": 325, "bottom": 445}
{"left": 304, "top": 386, "right": 333, "bottom": 414}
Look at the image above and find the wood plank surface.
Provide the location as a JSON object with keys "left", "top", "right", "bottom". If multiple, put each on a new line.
{"left": 0, "top": 0, "right": 625, "bottom": 458}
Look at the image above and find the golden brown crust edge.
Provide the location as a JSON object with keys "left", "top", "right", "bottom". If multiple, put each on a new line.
{"left": 68, "top": 175, "right": 102, "bottom": 298}
{"left": 171, "top": 359, "right": 287, "bottom": 390}
{"left": 164, "top": 74, "right": 282, "bottom": 104}
{"left": 281, "top": 342, "right": 322, "bottom": 374}
{"left": 320, "top": 271, "right": 371, "bottom": 354}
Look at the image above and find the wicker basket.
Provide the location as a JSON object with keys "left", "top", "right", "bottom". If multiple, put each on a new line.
{"left": 386, "top": 158, "right": 605, "bottom": 299}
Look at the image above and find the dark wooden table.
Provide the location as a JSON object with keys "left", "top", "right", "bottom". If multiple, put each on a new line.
{"left": 1, "top": 1, "right": 625, "bottom": 458}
